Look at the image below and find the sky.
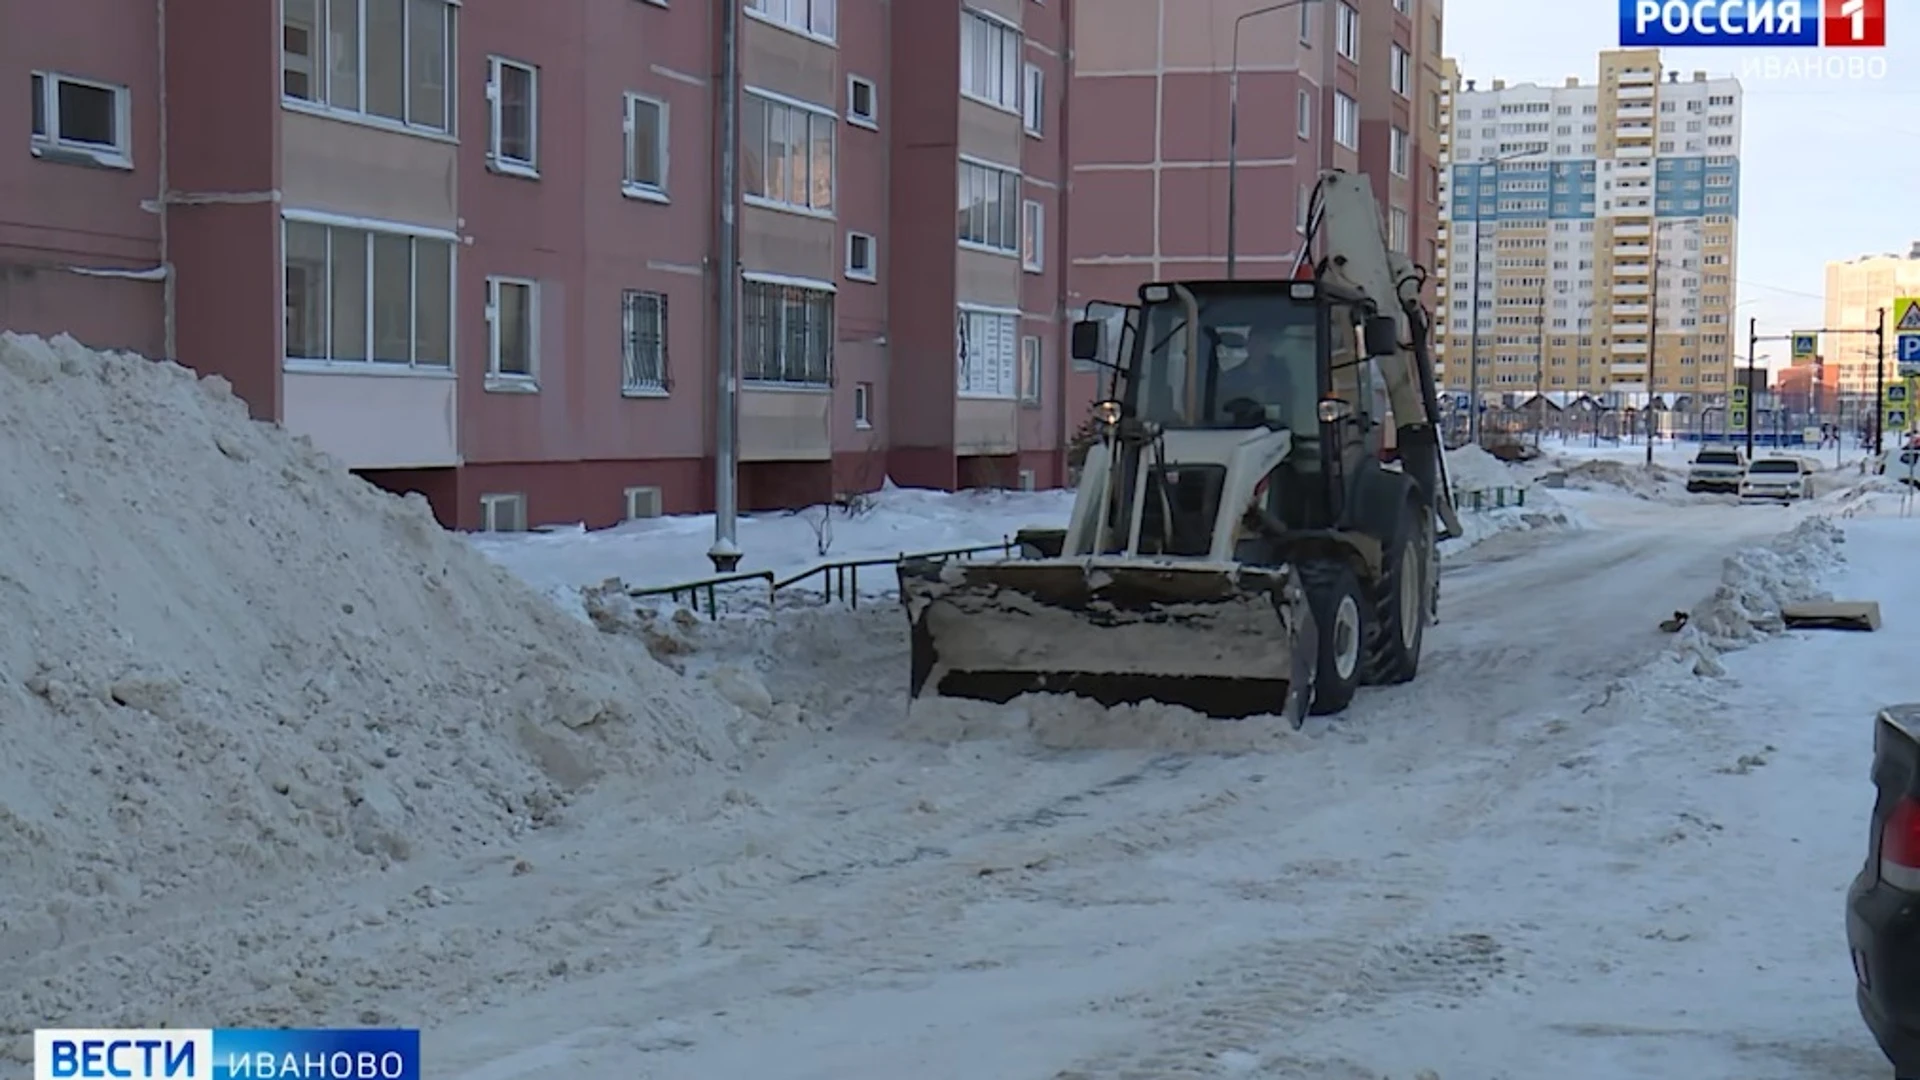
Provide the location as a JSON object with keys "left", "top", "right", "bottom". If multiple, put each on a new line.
{"left": 1440, "top": 0, "right": 1917, "bottom": 368}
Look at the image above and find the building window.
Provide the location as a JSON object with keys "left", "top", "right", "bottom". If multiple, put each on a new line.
{"left": 1333, "top": 91, "right": 1359, "bottom": 149}
{"left": 741, "top": 278, "right": 833, "bottom": 385}
{"left": 1297, "top": 88, "right": 1312, "bottom": 137}
{"left": 853, "top": 381, "right": 873, "bottom": 428}
{"left": 1300, "top": 1, "right": 1313, "bottom": 40}
{"left": 280, "top": 0, "right": 454, "bottom": 133}
{"left": 28, "top": 72, "right": 131, "bottom": 168}
{"left": 486, "top": 57, "right": 538, "bottom": 176}
{"left": 957, "top": 307, "right": 1018, "bottom": 398}
{"left": 1022, "top": 64, "right": 1044, "bottom": 134}
{"left": 1390, "top": 126, "right": 1409, "bottom": 175}
{"left": 744, "top": 0, "right": 835, "bottom": 41}
{"left": 1394, "top": 0, "right": 1411, "bottom": 12}
{"left": 958, "top": 157, "right": 1020, "bottom": 253}
{"left": 1391, "top": 44, "right": 1410, "bottom": 96}
{"left": 1021, "top": 199, "right": 1044, "bottom": 272}
{"left": 622, "top": 93, "right": 667, "bottom": 200}
{"left": 960, "top": 9, "right": 1021, "bottom": 111}
{"left": 485, "top": 277, "right": 537, "bottom": 384}
{"left": 1389, "top": 207, "right": 1408, "bottom": 252}
{"left": 1336, "top": 3, "right": 1359, "bottom": 60}
{"left": 283, "top": 218, "right": 454, "bottom": 369}
{"left": 1019, "top": 335, "right": 1042, "bottom": 405}
{"left": 620, "top": 290, "right": 667, "bottom": 394}
{"left": 847, "top": 75, "right": 876, "bottom": 127}
{"left": 846, "top": 231, "right": 876, "bottom": 280}
{"left": 480, "top": 493, "right": 527, "bottom": 532}
{"left": 1297, "top": 183, "right": 1311, "bottom": 232}
{"left": 742, "top": 91, "right": 835, "bottom": 214}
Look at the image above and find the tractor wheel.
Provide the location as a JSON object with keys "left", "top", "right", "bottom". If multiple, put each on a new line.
{"left": 1296, "top": 559, "right": 1368, "bottom": 716}
{"left": 1363, "top": 494, "right": 1431, "bottom": 685}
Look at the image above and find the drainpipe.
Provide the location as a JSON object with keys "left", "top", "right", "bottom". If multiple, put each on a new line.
{"left": 158, "top": 0, "right": 175, "bottom": 361}
{"left": 708, "top": 0, "right": 741, "bottom": 571}
{"left": 1055, "top": 0, "right": 1074, "bottom": 486}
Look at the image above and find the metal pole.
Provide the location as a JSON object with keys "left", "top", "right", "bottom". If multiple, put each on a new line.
{"left": 1744, "top": 317, "right": 1757, "bottom": 458}
{"left": 1226, "top": 0, "right": 1315, "bottom": 279}
{"left": 1467, "top": 219, "right": 1482, "bottom": 446}
{"left": 1646, "top": 247, "right": 1659, "bottom": 465}
{"left": 1533, "top": 284, "right": 1545, "bottom": 449}
{"left": 1875, "top": 305, "right": 1888, "bottom": 455}
{"left": 708, "top": 0, "right": 742, "bottom": 572}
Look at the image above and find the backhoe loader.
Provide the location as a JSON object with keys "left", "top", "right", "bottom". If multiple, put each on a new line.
{"left": 897, "top": 170, "right": 1459, "bottom": 725}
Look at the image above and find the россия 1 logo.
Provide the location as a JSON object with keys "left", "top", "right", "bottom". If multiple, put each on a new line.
{"left": 1620, "top": 0, "right": 1885, "bottom": 47}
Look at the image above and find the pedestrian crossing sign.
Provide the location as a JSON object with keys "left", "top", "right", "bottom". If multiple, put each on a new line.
{"left": 1791, "top": 332, "right": 1817, "bottom": 359}
{"left": 1897, "top": 298, "right": 1920, "bottom": 333}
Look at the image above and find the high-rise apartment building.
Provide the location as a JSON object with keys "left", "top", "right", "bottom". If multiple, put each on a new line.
{"left": 3, "top": 0, "right": 1075, "bottom": 531}
{"left": 1433, "top": 49, "right": 1742, "bottom": 405}
{"left": 1823, "top": 244, "right": 1920, "bottom": 395}
{"left": 1066, "top": 0, "right": 1445, "bottom": 356}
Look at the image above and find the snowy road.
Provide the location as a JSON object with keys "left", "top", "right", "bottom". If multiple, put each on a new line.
{"left": 417, "top": 494, "right": 1875, "bottom": 1079}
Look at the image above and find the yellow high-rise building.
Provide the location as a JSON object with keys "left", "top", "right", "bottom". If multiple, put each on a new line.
{"left": 1823, "top": 247, "right": 1920, "bottom": 396}
{"left": 1432, "top": 49, "right": 1741, "bottom": 406}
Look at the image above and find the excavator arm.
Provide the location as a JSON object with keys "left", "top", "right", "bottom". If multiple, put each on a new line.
{"left": 1303, "top": 171, "right": 1462, "bottom": 540}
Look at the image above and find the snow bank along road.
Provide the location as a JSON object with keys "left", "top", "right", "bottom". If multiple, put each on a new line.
{"left": 410, "top": 492, "right": 1869, "bottom": 1078}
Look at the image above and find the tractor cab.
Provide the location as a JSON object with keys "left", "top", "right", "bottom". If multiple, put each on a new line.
{"left": 1071, "top": 279, "right": 1401, "bottom": 535}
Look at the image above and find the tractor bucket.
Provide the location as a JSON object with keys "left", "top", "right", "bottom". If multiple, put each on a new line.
{"left": 897, "top": 556, "right": 1316, "bottom": 726}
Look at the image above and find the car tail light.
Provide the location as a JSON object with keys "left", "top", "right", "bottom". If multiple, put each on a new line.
{"left": 1881, "top": 797, "right": 1920, "bottom": 890}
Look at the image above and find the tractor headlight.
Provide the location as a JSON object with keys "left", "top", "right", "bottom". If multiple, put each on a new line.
{"left": 1317, "top": 398, "right": 1354, "bottom": 423}
{"left": 1092, "top": 399, "right": 1123, "bottom": 427}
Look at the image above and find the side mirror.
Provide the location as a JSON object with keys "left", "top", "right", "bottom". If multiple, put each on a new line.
{"left": 1070, "top": 320, "right": 1103, "bottom": 361}
{"left": 1362, "top": 315, "right": 1399, "bottom": 357}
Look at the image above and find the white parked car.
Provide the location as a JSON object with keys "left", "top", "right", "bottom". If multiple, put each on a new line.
{"left": 1686, "top": 446, "right": 1747, "bottom": 493}
{"left": 1739, "top": 456, "right": 1813, "bottom": 501}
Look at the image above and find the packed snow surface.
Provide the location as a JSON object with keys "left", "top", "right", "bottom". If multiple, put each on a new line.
{"left": 0, "top": 333, "right": 743, "bottom": 1047}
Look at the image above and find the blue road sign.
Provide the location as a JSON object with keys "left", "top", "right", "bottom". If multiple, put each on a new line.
{"left": 1455, "top": 394, "right": 1471, "bottom": 409}
{"left": 1899, "top": 334, "right": 1920, "bottom": 364}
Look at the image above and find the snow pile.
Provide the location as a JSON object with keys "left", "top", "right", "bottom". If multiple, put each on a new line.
{"left": 1668, "top": 516, "right": 1845, "bottom": 674}
{"left": 1537, "top": 458, "right": 1686, "bottom": 500}
{"left": 0, "top": 335, "right": 743, "bottom": 970}
{"left": 1444, "top": 444, "right": 1520, "bottom": 492}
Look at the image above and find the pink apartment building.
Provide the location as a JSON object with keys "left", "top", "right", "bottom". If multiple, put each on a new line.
{"left": 2, "top": 0, "right": 1073, "bottom": 530}
{"left": 1065, "top": 0, "right": 1445, "bottom": 392}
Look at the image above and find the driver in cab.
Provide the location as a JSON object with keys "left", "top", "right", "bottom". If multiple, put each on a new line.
{"left": 1215, "top": 322, "right": 1309, "bottom": 426}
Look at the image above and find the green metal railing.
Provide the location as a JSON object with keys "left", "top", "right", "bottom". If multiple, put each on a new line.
{"left": 623, "top": 538, "right": 1017, "bottom": 619}
{"left": 1453, "top": 486, "right": 1528, "bottom": 511}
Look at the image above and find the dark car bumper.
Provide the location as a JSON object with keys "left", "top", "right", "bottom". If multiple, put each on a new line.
{"left": 1849, "top": 869, "right": 1920, "bottom": 1071}
{"left": 1686, "top": 477, "right": 1740, "bottom": 492}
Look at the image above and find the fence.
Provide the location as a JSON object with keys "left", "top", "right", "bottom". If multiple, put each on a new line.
{"left": 625, "top": 482, "right": 1530, "bottom": 620}
{"left": 624, "top": 539, "right": 1018, "bottom": 619}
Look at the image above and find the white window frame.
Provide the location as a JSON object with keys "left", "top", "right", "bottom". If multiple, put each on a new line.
{"left": 279, "top": 0, "right": 458, "bottom": 136}
{"left": 742, "top": 88, "right": 837, "bottom": 216}
{"left": 1333, "top": 91, "right": 1359, "bottom": 149}
{"left": 846, "top": 74, "right": 877, "bottom": 129}
{"left": 741, "top": 274, "right": 835, "bottom": 386}
{"left": 744, "top": 0, "right": 836, "bottom": 44}
{"left": 1393, "top": 0, "right": 1411, "bottom": 12}
{"left": 1019, "top": 334, "right": 1042, "bottom": 405}
{"left": 845, "top": 230, "right": 877, "bottom": 281}
{"left": 957, "top": 305, "right": 1019, "bottom": 399}
{"left": 281, "top": 211, "right": 458, "bottom": 373}
{"left": 958, "top": 155, "right": 1021, "bottom": 255}
{"left": 620, "top": 289, "right": 668, "bottom": 396}
{"left": 1297, "top": 88, "right": 1312, "bottom": 138}
{"left": 1390, "top": 126, "right": 1409, "bottom": 176}
{"left": 485, "top": 276, "right": 540, "bottom": 389}
{"left": 622, "top": 92, "right": 668, "bottom": 202}
{"left": 1022, "top": 63, "right": 1044, "bottom": 135}
{"left": 1336, "top": 3, "right": 1360, "bottom": 60}
{"left": 1297, "top": 183, "right": 1312, "bottom": 233}
{"left": 625, "top": 486, "right": 664, "bottom": 520}
{"left": 29, "top": 71, "right": 133, "bottom": 169}
{"left": 486, "top": 56, "right": 539, "bottom": 177}
{"left": 1299, "top": 1, "right": 1313, "bottom": 40}
{"left": 960, "top": 9, "right": 1021, "bottom": 113}
{"left": 1389, "top": 207, "right": 1409, "bottom": 253}
{"left": 480, "top": 493, "right": 527, "bottom": 532}
{"left": 1021, "top": 198, "right": 1044, "bottom": 272}
{"left": 1391, "top": 44, "right": 1410, "bottom": 96}
{"left": 853, "top": 381, "right": 873, "bottom": 428}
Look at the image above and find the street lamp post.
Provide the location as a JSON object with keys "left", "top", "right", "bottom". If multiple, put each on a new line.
{"left": 1464, "top": 149, "right": 1540, "bottom": 446}
{"left": 1227, "top": 0, "right": 1320, "bottom": 279}
{"left": 1646, "top": 247, "right": 1663, "bottom": 466}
